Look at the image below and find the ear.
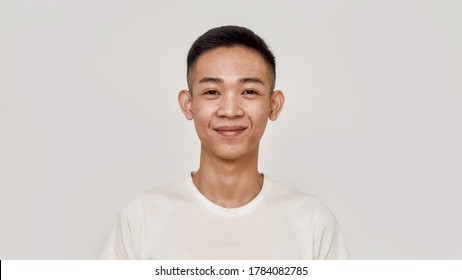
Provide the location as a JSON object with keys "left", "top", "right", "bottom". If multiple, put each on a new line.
{"left": 178, "top": 89, "right": 194, "bottom": 120}
{"left": 269, "top": 90, "right": 285, "bottom": 121}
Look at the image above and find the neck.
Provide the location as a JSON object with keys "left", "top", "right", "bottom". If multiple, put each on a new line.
{"left": 192, "top": 147, "right": 263, "bottom": 208}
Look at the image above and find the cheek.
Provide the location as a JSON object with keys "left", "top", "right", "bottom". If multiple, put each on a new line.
{"left": 191, "top": 106, "right": 214, "bottom": 135}
{"left": 192, "top": 100, "right": 209, "bottom": 119}
{"left": 193, "top": 112, "right": 208, "bottom": 130}
{"left": 248, "top": 102, "right": 271, "bottom": 123}
{"left": 247, "top": 109, "right": 270, "bottom": 139}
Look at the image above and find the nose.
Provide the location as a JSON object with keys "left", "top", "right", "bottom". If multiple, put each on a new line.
{"left": 217, "top": 93, "right": 244, "bottom": 118}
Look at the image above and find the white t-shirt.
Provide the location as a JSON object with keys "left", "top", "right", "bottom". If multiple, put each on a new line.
{"left": 100, "top": 175, "right": 349, "bottom": 259}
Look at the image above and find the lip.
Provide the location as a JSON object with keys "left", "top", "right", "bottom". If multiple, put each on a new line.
{"left": 214, "top": 125, "right": 247, "bottom": 137}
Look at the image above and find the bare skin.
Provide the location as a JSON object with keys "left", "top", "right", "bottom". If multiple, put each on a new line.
{"left": 178, "top": 46, "right": 284, "bottom": 208}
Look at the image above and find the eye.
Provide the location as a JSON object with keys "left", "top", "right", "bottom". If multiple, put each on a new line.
{"left": 242, "top": 89, "right": 257, "bottom": 95}
{"left": 204, "top": 90, "right": 219, "bottom": 95}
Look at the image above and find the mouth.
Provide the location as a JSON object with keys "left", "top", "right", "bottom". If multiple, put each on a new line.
{"left": 214, "top": 126, "right": 247, "bottom": 137}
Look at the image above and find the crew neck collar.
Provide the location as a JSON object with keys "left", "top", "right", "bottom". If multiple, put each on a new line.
{"left": 185, "top": 173, "right": 270, "bottom": 216}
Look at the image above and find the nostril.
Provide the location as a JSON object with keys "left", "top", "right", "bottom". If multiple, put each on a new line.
{"left": 217, "top": 100, "right": 244, "bottom": 117}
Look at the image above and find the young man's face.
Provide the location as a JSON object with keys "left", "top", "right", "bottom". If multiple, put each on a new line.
{"left": 179, "top": 46, "right": 284, "bottom": 161}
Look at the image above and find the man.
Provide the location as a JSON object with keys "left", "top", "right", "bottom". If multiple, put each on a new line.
{"left": 101, "top": 25, "right": 349, "bottom": 259}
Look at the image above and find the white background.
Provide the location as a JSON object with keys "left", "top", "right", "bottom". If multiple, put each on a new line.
{"left": 1, "top": 0, "right": 461, "bottom": 259}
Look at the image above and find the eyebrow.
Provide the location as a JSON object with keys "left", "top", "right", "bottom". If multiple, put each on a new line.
{"left": 198, "top": 77, "right": 265, "bottom": 85}
{"left": 239, "top": 77, "right": 265, "bottom": 85}
{"left": 198, "top": 77, "right": 224, "bottom": 84}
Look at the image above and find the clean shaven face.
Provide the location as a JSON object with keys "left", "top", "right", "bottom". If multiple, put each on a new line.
{"left": 179, "top": 46, "right": 284, "bottom": 161}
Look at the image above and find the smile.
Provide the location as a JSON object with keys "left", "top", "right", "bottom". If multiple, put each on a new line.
{"left": 214, "top": 126, "right": 247, "bottom": 137}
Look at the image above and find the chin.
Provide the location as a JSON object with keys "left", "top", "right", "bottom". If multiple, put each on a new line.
{"left": 214, "top": 145, "right": 256, "bottom": 161}
{"left": 216, "top": 151, "right": 245, "bottom": 161}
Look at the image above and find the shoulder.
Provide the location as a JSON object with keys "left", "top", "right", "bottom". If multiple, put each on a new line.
{"left": 265, "top": 176, "right": 321, "bottom": 205}
{"left": 139, "top": 176, "right": 190, "bottom": 200}
{"left": 265, "top": 176, "right": 337, "bottom": 221}
{"left": 119, "top": 176, "right": 191, "bottom": 218}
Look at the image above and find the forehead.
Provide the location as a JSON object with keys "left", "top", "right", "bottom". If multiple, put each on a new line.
{"left": 190, "top": 46, "right": 271, "bottom": 85}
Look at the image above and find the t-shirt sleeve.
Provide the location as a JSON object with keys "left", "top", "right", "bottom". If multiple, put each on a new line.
{"left": 312, "top": 200, "right": 350, "bottom": 260}
{"left": 100, "top": 197, "right": 144, "bottom": 259}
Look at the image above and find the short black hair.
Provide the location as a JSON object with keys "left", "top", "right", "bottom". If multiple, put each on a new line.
{"left": 187, "top": 25, "right": 276, "bottom": 90}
